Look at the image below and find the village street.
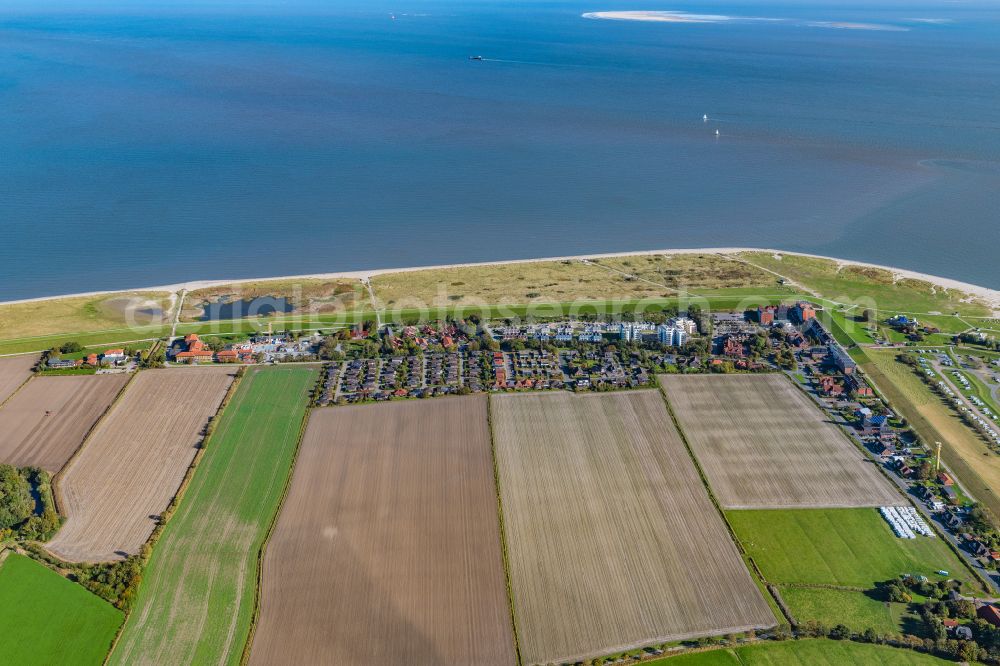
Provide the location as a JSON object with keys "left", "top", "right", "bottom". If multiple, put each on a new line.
{"left": 790, "top": 368, "right": 1000, "bottom": 594}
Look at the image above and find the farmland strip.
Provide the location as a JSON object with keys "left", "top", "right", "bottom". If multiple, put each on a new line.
{"left": 0, "top": 374, "right": 129, "bottom": 473}
{"left": 46, "top": 367, "right": 237, "bottom": 562}
{"left": 109, "top": 366, "right": 317, "bottom": 666}
{"left": 492, "top": 390, "right": 775, "bottom": 665}
{"left": 248, "top": 397, "right": 516, "bottom": 666}
{"left": 661, "top": 374, "right": 899, "bottom": 509}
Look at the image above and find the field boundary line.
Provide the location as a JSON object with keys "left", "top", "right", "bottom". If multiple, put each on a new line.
{"left": 239, "top": 368, "right": 319, "bottom": 666}
{"left": 0, "top": 357, "right": 40, "bottom": 410}
{"left": 50, "top": 371, "right": 139, "bottom": 516}
{"left": 49, "top": 371, "right": 140, "bottom": 518}
{"left": 779, "top": 582, "right": 867, "bottom": 593}
{"left": 102, "top": 367, "right": 246, "bottom": 665}
{"left": 655, "top": 377, "right": 789, "bottom": 629}
{"left": 486, "top": 395, "right": 523, "bottom": 666}
{"left": 767, "top": 586, "right": 796, "bottom": 627}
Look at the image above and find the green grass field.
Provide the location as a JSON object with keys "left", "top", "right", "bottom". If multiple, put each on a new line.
{"left": 652, "top": 638, "right": 951, "bottom": 665}
{"left": 740, "top": 252, "right": 991, "bottom": 318}
{"left": 778, "top": 587, "right": 913, "bottom": 635}
{"left": 728, "top": 508, "right": 974, "bottom": 589}
{"left": 821, "top": 308, "right": 877, "bottom": 346}
{"left": 0, "top": 325, "right": 170, "bottom": 356}
{"left": 0, "top": 553, "right": 123, "bottom": 666}
{"left": 109, "top": 366, "right": 318, "bottom": 666}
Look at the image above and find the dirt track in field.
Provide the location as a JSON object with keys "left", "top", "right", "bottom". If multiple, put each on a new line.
{"left": 0, "top": 355, "right": 38, "bottom": 404}
{"left": 660, "top": 374, "right": 899, "bottom": 509}
{"left": 249, "top": 396, "right": 516, "bottom": 666}
{"left": 492, "top": 390, "right": 775, "bottom": 665}
{"left": 0, "top": 375, "right": 128, "bottom": 473}
{"left": 46, "top": 367, "right": 236, "bottom": 562}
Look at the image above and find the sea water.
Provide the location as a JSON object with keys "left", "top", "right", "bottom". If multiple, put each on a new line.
{"left": 1, "top": 0, "right": 998, "bottom": 299}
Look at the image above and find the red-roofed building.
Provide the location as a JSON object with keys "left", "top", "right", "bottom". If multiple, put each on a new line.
{"left": 175, "top": 350, "right": 214, "bottom": 363}
{"left": 979, "top": 604, "right": 1000, "bottom": 628}
{"left": 795, "top": 302, "right": 816, "bottom": 323}
{"left": 216, "top": 350, "right": 241, "bottom": 363}
{"left": 173, "top": 333, "right": 214, "bottom": 362}
{"left": 183, "top": 334, "right": 206, "bottom": 352}
{"left": 939, "top": 472, "right": 955, "bottom": 487}
{"left": 722, "top": 336, "right": 745, "bottom": 357}
{"left": 756, "top": 306, "right": 775, "bottom": 326}
{"left": 103, "top": 349, "right": 126, "bottom": 362}
{"left": 819, "top": 376, "right": 844, "bottom": 397}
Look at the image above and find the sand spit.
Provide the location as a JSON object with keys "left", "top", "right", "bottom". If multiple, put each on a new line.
{"left": 582, "top": 11, "right": 731, "bottom": 23}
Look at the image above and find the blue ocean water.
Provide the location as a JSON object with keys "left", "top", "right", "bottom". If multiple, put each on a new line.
{"left": 1, "top": 0, "right": 998, "bottom": 300}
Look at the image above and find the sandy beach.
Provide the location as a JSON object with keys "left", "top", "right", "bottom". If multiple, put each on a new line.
{"left": 582, "top": 11, "right": 731, "bottom": 24}
{"left": 2, "top": 248, "right": 998, "bottom": 313}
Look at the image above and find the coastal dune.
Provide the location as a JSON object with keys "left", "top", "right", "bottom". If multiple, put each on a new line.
{"left": 1, "top": 248, "right": 994, "bottom": 313}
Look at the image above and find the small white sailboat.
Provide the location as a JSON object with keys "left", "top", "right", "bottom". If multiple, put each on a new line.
{"left": 703, "top": 114, "right": 708, "bottom": 122}
{"left": 715, "top": 129, "right": 720, "bottom": 136}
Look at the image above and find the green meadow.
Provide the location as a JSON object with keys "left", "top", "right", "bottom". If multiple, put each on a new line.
{"left": 0, "top": 553, "right": 123, "bottom": 666}
{"left": 728, "top": 508, "right": 974, "bottom": 589}
{"left": 652, "top": 638, "right": 952, "bottom": 665}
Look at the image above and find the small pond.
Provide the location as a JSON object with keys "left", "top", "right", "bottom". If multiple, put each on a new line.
{"left": 198, "top": 296, "right": 294, "bottom": 321}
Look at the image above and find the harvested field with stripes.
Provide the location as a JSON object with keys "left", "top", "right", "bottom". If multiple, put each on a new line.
{"left": 0, "top": 354, "right": 37, "bottom": 404}
{"left": 249, "top": 396, "right": 515, "bottom": 666}
{"left": 660, "top": 374, "right": 899, "bottom": 509}
{"left": 491, "top": 390, "right": 775, "bottom": 665}
{"left": 47, "top": 367, "right": 236, "bottom": 563}
{"left": 0, "top": 374, "right": 129, "bottom": 472}
{"left": 111, "top": 366, "right": 317, "bottom": 666}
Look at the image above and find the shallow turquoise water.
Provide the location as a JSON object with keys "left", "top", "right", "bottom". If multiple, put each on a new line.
{"left": 1, "top": 0, "right": 998, "bottom": 298}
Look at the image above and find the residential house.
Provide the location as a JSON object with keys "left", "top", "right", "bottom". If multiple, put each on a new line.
{"left": 216, "top": 350, "right": 241, "bottom": 363}
{"left": 980, "top": 604, "right": 1000, "bottom": 628}
{"left": 859, "top": 413, "right": 892, "bottom": 440}
{"left": 819, "top": 376, "right": 844, "bottom": 397}
{"left": 721, "top": 335, "right": 746, "bottom": 357}
{"left": 751, "top": 306, "right": 775, "bottom": 325}
{"left": 793, "top": 302, "right": 816, "bottom": 323}
{"left": 828, "top": 344, "right": 857, "bottom": 375}
{"left": 102, "top": 348, "right": 126, "bottom": 363}
{"left": 845, "top": 374, "right": 874, "bottom": 397}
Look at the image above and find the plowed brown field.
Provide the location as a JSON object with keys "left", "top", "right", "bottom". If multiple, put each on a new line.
{"left": 249, "top": 396, "right": 516, "bottom": 666}
{"left": 0, "top": 374, "right": 129, "bottom": 472}
{"left": 47, "top": 367, "right": 236, "bottom": 562}
{"left": 0, "top": 354, "right": 38, "bottom": 404}
{"left": 492, "top": 390, "right": 775, "bottom": 665}
{"left": 660, "top": 374, "right": 899, "bottom": 509}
